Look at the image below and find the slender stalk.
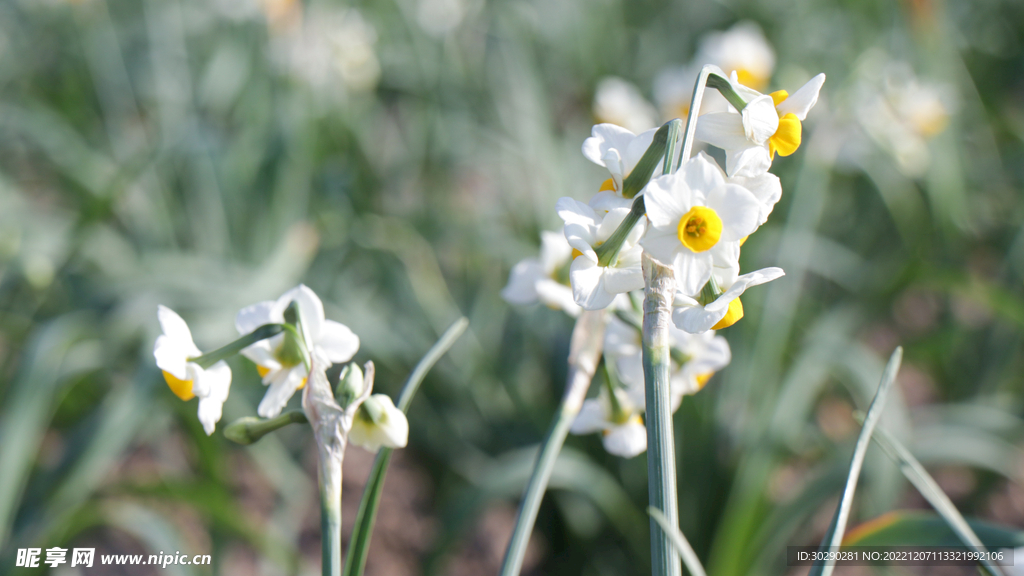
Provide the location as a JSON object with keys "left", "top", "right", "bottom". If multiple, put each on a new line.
{"left": 642, "top": 254, "right": 681, "bottom": 576}
{"left": 319, "top": 450, "right": 343, "bottom": 576}
{"left": 678, "top": 66, "right": 714, "bottom": 167}
{"left": 223, "top": 410, "right": 308, "bottom": 445}
{"left": 499, "top": 309, "right": 608, "bottom": 576}
{"left": 190, "top": 323, "right": 283, "bottom": 369}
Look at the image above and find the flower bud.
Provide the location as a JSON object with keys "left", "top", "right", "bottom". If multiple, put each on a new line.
{"left": 334, "top": 362, "right": 365, "bottom": 408}
{"left": 349, "top": 394, "right": 409, "bottom": 452}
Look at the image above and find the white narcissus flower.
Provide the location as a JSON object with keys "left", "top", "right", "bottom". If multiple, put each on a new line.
{"left": 673, "top": 264, "right": 784, "bottom": 333}
{"left": 641, "top": 153, "right": 761, "bottom": 296}
{"left": 592, "top": 77, "right": 659, "bottom": 136}
{"left": 153, "top": 306, "right": 232, "bottom": 435}
{"left": 581, "top": 124, "right": 661, "bottom": 211}
{"left": 502, "top": 231, "right": 582, "bottom": 317}
{"left": 570, "top": 386, "right": 647, "bottom": 458}
{"left": 556, "top": 198, "right": 645, "bottom": 311}
{"left": 236, "top": 284, "right": 360, "bottom": 418}
{"left": 349, "top": 394, "right": 409, "bottom": 452}
{"left": 696, "top": 72, "right": 826, "bottom": 177}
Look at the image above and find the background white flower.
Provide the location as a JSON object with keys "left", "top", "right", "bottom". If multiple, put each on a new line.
{"left": 502, "top": 231, "right": 582, "bottom": 316}
{"left": 581, "top": 123, "right": 660, "bottom": 207}
{"left": 236, "top": 284, "right": 360, "bottom": 418}
{"left": 592, "top": 77, "right": 659, "bottom": 135}
{"left": 570, "top": 388, "right": 647, "bottom": 458}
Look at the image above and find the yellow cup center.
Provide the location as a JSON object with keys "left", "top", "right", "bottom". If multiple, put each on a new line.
{"left": 695, "top": 372, "right": 714, "bottom": 390}
{"left": 599, "top": 178, "right": 616, "bottom": 192}
{"left": 163, "top": 370, "right": 195, "bottom": 401}
{"left": 769, "top": 113, "right": 802, "bottom": 158}
{"left": 711, "top": 297, "right": 744, "bottom": 330}
{"left": 677, "top": 206, "right": 723, "bottom": 253}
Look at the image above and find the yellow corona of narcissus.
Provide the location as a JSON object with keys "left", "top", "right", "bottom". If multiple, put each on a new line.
{"left": 640, "top": 153, "right": 761, "bottom": 296}
{"left": 695, "top": 71, "right": 825, "bottom": 178}
{"left": 235, "top": 285, "right": 360, "bottom": 418}
{"left": 153, "top": 305, "right": 232, "bottom": 435}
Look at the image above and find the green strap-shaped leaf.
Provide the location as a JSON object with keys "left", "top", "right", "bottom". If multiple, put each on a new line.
{"left": 808, "top": 347, "right": 902, "bottom": 576}
{"left": 342, "top": 318, "right": 468, "bottom": 576}
{"left": 649, "top": 507, "right": 708, "bottom": 576}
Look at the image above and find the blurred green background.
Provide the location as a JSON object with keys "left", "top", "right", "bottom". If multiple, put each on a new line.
{"left": 0, "top": 0, "right": 1022, "bottom": 574}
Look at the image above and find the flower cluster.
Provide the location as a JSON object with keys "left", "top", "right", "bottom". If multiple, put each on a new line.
{"left": 503, "top": 65, "right": 824, "bottom": 457}
{"left": 152, "top": 285, "right": 407, "bottom": 452}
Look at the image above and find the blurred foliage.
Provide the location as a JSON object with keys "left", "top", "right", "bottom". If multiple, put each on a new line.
{"left": 0, "top": 0, "right": 1022, "bottom": 574}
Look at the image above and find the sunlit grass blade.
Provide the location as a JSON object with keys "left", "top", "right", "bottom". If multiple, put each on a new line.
{"left": 342, "top": 317, "right": 468, "bottom": 576}
{"left": 845, "top": 510, "right": 1024, "bottom": 549}
{"left": 808, "top": 346, "right": 902, "bottom": 576}
{"left": 648, "top": 507, "right": 707, "bottom": 576}
{"left": 865, "top": 422, "right": 1007, "bottom": 575}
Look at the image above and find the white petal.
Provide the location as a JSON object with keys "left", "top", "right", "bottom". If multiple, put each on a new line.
{"left": 725, "top": 144, "right": 772, "bottom": 178}
{"left": 602, "top": 419, "right": 647, "bottom": 458}
{"left": 569, "top": 258, "right": 616, "bottom": 311}
{"left": 154, "top": 335, "right": 192, "bottom": 380}
{"left": 741, "top": 95, "right": 779, "bottom": 143}
{"left": 582, "top": 123, "right": 637, "bottom": 172}
{"left": 316, "top": 320, "right": 360, "bottom": 363}
{"left": 241, "top": 338, "right": 282, "bottom": 371}
{"left": 235, "top": 300, "right": 277, "bottom": 335}
{"left": 730, "top": 172, "right": 782, "bottom": 225}
{"left": 502, "top": 259, "right": 543, "bottom": 305}
{"left": 776, "top": 74, "right": 826, "bottom": 120}
{"left": 602, "top": 265, "right": 645, "bottom": 294}
{"left": 673, "top": 251, "right": 713, "bottom": 297}
{"left": 641, "top": 228, "right": 682, "bottom": 266}
{"left": 672, "top": 304, "right": 725, "bottom": 334}
{"left": 596, "top": 207, "right": 632, "bottom": 242}
{"left": 157, "top": 305, "right": 196, "bottom": 347}
{"left": 604, "top": 317, "right": 641, "bottom": 358}
{"left": 257, "top": 367, "right": 306, "bottom": 418}
{"left": 694, "top": 112, "right": 751, "bottom": 150}
{"left": 707, "top": 184, "right": 761, "bottom": 241}
{"left": 196, "top": 361, "right": 231, "bottom": 435}
{"left": 556, "top": 197, "right": 599, "bottom": 228}
{"left": 622, "top": 127, "right": 659, "bottom": 176}
{"left": 709, "top": 267, "right": 785, "bottom": 311}
{"left": 681, "top": 152, "right": 726, "bottom": 194}
{"left": 641, "top": 173, "right": 691, "bottom": 229}
{"left": 570, "top": 399, "right": 608, "bottom": 434}
{"left": 588, "top": 191, "right": 634, "bottom": 212}
{"left": 563, "top": 222, "right": 598, "bottom": 259}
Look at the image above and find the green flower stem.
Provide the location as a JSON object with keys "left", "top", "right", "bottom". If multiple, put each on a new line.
{"left": 343, "top": 318, "right": 469, "bottom": 576}
{"left": 705, "top": 72, "right": 749, "bottom": 113}
{"left": 319, "top": 453, "right": 343, "bottom": 576}
{"left": 642, "top": 254, "right": 681, "bottom": 576}
{"left": 621, "top": 121, "right": 672, "bottom": 199}
{"left": 222, "top": 410, "right": 308, "bottom": 445}
{"left": 595, "top": 194, "right": 647, "bottom": 267}
{"left": 499, "top": 309, "right": 608, "bottom": 576}
{"left": 662, "top": 119, "right": 684, "bottom": 175}
{"left": 190, "top": 323, "right": 284, "bottom": 369}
